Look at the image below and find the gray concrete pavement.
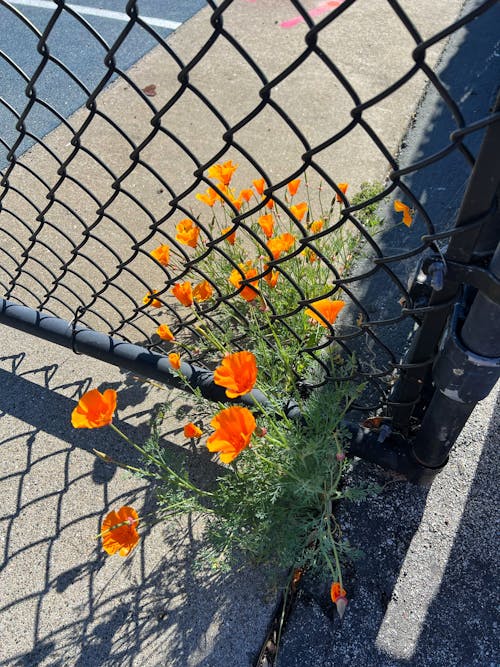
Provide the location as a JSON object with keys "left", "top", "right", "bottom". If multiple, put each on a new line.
{"left": 0, "top": 1, "right": 499, "bottom": 666}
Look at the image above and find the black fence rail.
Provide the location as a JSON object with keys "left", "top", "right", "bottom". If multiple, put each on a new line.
{"left": 0, "top": 0, "right": 499, "bottom": 482}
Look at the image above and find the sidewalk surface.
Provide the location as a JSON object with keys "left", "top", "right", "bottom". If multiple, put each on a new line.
{"left": 0, "top": 1, "right": 499, "bottom": 666}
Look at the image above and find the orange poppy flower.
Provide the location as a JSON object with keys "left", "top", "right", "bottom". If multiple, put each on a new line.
{"left": 226, "top": 194, "right": 242, "bottom": 211}
{"left": 336, "top": 183, "right": 349, "bottom": 202}
{"left": 207, "top": 160, "right": 238, "bottom": 186}
{"left": 229, "top": 262, "right": 260, "bottom": 302}
{"left": 394, "top": 199, "right": 413, "bottom": 227}
{"left": 157, "top": 324, "right": 175, "bottom": 341}
{"left": 258, "top": 214, "right": 274, "bottom": 239}
{"left": 169, "top": 352, "right": 181, "bottom": 370}
{"left": 290, "top": 201, "right": 308, "bottom": 221}
{"left": 184, "top": 422, "right": 203, "bottom": 439}
{"left": 301, "top": 248, "right": 318, "bottom": 263}
{"left": 176, "top": 219, "right": 200, "bottom": 248}
{"left": 71, "top": 388, "right": 117, "bottom": 429}
{"left": 305, "top": 299, "right": 345, "bottom": 327}
{"left": 252, "top": 178, "right": 265, "bottom": 195}
{"left": 143, "top": 290, "right": 162, "bottom": 308}
{"left": 196, "top": 187, "right": 218, "bottom": 207}
{"left": 193, "top": 279, "right": 213, "bottom": 302}
{"left": 214, "top": 350, "right": 258, "bottom": 398}
{"left": 240, "top": 188, "right": 254, "bottom": 202}
{"left": 287, "top": 178, "right": 301, "bottom": 196}
{"left": 330, "top": 581, "right": 347, "bottom": 603}
{"left": 267, "top": 233, "right": 296, "bottom": 260}
{"left": 309, "top": 219, "right": 324, "bottom": 233}
{"left": 221, "top": 226, "right": 237, "bottom": 245}
{"left": 263, "top": 265, "right": 279, "bottom": 288}
{"left": 264, "top": 197, "right": 274, "bottom": 210}
{"left": 101, "top": 506, "right": 140, "bottom": 557}
{"left": 172, "top": 281, "right": 193, "bottom": 307}
{"left": 150, "top": 244, "right": 170, "bottom": 266}
{"left": 206, "top": 405, "right": 256, "bottom": 463}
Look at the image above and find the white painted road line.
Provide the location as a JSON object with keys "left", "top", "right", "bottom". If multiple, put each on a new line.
{"left": 7, "top": 0, "right": 182, "bottom": 30}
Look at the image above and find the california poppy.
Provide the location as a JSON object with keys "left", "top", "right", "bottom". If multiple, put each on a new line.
{"left": 290, "top": 202, "right": 308, "bottom": 221}
{"left": 150, "top": 244, "right": 170, "bottom": 266}
{"left": 229, "top": 262, "right": 260, "bottom": 302}
{"left": 305, "top": 299, "right": 345, "bottom": 327}
{"left": 287, "top": 178, "right": 301, "bottom": 196}
{"left": 101, "top": 506, "right": 140, "bottom": 557}
{"left": 394, "top": 199, "right": 413, "bottom": 227}
{"left": 330, "top": 581, "right": 347, "bottom": 603}
{"left": 208, "top": 160, "right": 238, "bottom": 186}
{"left": 336, "top": 183, "right": 349, "bottom": 202}
{"left": 176, "top": 219, "right": 200, "bottom": 248}
{"left": 157, "top": 324, "right": 175, "bottom": 341}
{"left": 193, "top": 280, "right": 213, "bottom": 302}
{"left": 169, "top": 352, "right": 181, "bottom": 370}
{"left": 172, "top": 281, "right": 193, "bottom": 307}
{"left": 143, "top": 290, "right": 162, "bottom": 308}
{"left": 184, "top": 422, "right": 203, "bottom": 439}
{"left": 263, "top": 265, "right": 279, "bottom": 288}
{"left": 196, "top": 187, "right": 218, "bottom": 207}
{"left": 206, "top": 405, "right": 256, "bottom": 463}
{"left": 264, "top": 197, "right": 274, "bottom": 210}
{"left": 267, "top": 233, "right": 296, "bottom": 260}
{"left": 240, "top": 188, "right": 254, "bottom": 203}
{"left": 258, "top": 214, "right": 274, "bottom": 239}
{"left": 309, "top": 219, "right": 324, "bottom": 233}
{"left": 252, "top": 178, "right": 265, "bottom": 195}
{"left": 222, "top": 226, "right": 237, "bottom": 245}
{"left": 214, "top": 350, "right": 258, "bottom": 398}
{"left": 71, "top": 388, "right": 117, "bottom": 429}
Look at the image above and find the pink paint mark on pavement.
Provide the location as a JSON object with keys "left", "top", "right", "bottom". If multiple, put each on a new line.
{"left": 280, "top": 0, "right": 344, "bottom": 28}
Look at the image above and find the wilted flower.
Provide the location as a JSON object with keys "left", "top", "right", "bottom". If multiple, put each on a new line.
{"left": 305, "top": 299, "right": 345, "bottom": 327}
{"left": 71, "top": 388, "right": 117, "bottom": 429}
{"left": 172, "top": 281, "right": 193, "bottom": 307}
{"left": 157, "top": 324, "right": 175, "bottom": 341}
{"left": 176, "top": 219, "right": 200, "bottom": 248}
{"left": 330, "top": 581, "right": 348, "bottom": 619}
{"left": 394, "top": 199, "right": 413, "bottom": 227}
{"left": 101, "top": 506, "right": 140, "bottom": 557}
{"left": 206, "top": 405, "right": 256, "bottom": 463}
{"left": 150, "top": 244, "right": 170, "bottom": 266}
{"left": 214, "top": 350, "right": 258, "bottom": 398}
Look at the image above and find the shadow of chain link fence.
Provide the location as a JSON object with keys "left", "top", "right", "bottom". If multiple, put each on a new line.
{"left": 1, "top": 0, "right": 499, "bottom": 481}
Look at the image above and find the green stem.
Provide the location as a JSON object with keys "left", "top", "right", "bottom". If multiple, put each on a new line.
{"left": 109, "top": 423, "right": 213, "bottom": 497}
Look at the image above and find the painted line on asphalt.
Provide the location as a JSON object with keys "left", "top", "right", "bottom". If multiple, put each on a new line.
{"left": 7, "top": 0, "right": 182, "bottom": 29}
{"left": 281, "top": 0, "right": 345, "bottom": 28}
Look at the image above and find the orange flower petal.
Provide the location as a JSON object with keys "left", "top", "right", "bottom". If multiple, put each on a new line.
{"left": 176, "top": 218, "right": 200, "bottom": 248}
{"left": 207, "top": 160, "right": 238, "bottom": 186}
{"left": 309, "top": 219, "right": 324, "bottom": 233}
{"left": 252, "top": 178, "right": 265, "bottom": 195}
{"left": 157, "top": 324, "right": 175, "bottom": 341}
{"left": 330, "top": 581, "right": 347, "bottom": 603}
{"left": 206, "top": 405, "right": 256, "bottom": 463}
{"left": 305, "top": 299, "right": 345, "bottom": 327}
{"left": 240, "top": 188, "right": 254, "bottom": 203}
{"left": 143, "top": 290, "right": 162, "bottom": 308}
{"left": 150, "top": 244, "right": 170, "bottom": 266}
{"left": 196, "top": 187, "right": 218, "bottom": 207}
{"left": 229, "top": 263, "right": 260, "bottom": 302}
{"left": 336, "top": 183, "right": 349, "bottom": 202}
{"left": 184, "top": 422, "right": 203, "bottom": 439}
{"left": 290, "top": 202, "right": 308, "bottom": 221}
{"left": 169, "top": 352, "right": 181, "bottom": 370}
{"left": 193, "top": 280, "right": 213, "bottom": 302}
{"left": 101, "top": 506, "right": 139, "bottom": 557}
{"left": 214, "top": 351, "right": 258, "bottom": 398}
{"left": 287, "top": 178, "right": 301, "bottom": 197}
{"left": 221, "top": 226, "right": 237, "bottom": 245}
{"left": 71, "top": 388, "right": 117, "bottom": 429}
{"left": 258, "top": 214, "right": 274, "bottom": 239}
{"left": 394, "top": 199, "right": 413, "bottom": 227}
{"left": 172, "top": 281, "right": 193, "bottom": 307}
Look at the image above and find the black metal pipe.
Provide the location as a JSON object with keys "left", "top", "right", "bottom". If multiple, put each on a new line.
{"left": 412, "top": 241, "right": 500, "bottom": 468}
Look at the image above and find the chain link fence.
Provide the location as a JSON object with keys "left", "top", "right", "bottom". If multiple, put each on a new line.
{"left": 1, "top": 0, "right": 499, "bottom": 480}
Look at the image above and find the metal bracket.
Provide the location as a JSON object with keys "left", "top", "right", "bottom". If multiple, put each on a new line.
{"left": 421, "top": 255, "right": 500, "bottom": 305}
